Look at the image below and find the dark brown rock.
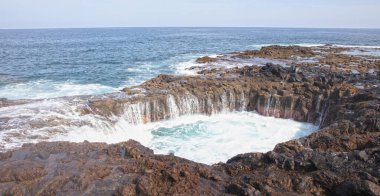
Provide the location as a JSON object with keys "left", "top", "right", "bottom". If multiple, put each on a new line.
{"left": 196, "top": 56, "right": 218, "bottom": 63}
{"left": 0, "top": 160, "right": 46, "bottom": 182}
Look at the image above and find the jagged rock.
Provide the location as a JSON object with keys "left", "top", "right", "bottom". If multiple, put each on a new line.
{"left": 232, "top": 45, "right": 315, "bottom": 59}
{"left": 0, "top": 160, "right": 47, "bottom": 182}
{"left": 196, "top": 56, "right": 218, "bottom": 63}
{"left": 334, "top": 180, "right": 380, "bottom": 196}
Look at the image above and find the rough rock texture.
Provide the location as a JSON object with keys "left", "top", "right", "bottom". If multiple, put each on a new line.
{"left": 230, "top": 45, "right": 316, "bottom": 59}
{"left": 196, "top": 56, "right": 218, "bottom": 63}
{"left": 0, "top": 45, "right": 379, "bottom": 195}
{"left": 0, "top": 140, "right": 229, "bottom": 195}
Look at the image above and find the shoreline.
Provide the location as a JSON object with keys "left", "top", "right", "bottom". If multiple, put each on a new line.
{"left": 1, "top": 43, "right": 380, "bottom": 101}
{"left": 0, "top": 45, "right": 379, "bottom": 195}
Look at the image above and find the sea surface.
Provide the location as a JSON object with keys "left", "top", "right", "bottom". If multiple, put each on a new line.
{"left": 0, "top": 28, "right": 379, "bottom": 164}
{"left": 1, "top": 27, "right": 380, "bottom": 100}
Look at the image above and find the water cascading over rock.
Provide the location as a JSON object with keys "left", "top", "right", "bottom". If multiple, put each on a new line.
{"left": 84, "top": 64, "right": 354, "bottom": 128}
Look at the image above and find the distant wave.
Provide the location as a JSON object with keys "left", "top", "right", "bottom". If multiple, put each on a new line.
{"left": 97, "top": 60, "right": 123, "bottom": 64}
{"left": 250, "top": 43, "right": 380, "bottom": 49}
{"left": 332, "top": 44, "right": 380, "bottom": 49}
{"left": 0, "top": 80, "right": 119, "bottom": 100}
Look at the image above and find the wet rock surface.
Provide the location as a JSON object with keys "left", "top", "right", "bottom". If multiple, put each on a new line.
{"left": 0, "top": 45, "right": 379, "bottom": 195}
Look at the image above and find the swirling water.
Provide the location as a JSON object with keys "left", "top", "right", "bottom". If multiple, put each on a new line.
{"left": 0, "top": 28, "right": 378, "bottom": 163}
{"left": 49, "top": 112, "right": 317, "bottom": 164}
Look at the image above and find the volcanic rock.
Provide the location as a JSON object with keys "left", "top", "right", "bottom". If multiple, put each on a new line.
{"left": 196, "top": 56, "right": 218, "bottom": 63}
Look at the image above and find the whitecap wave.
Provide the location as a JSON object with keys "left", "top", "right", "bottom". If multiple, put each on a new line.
{"left": 0, "top": 80, "right": 119, "bottom": 100}
{"left": 250, "top": 43, "right": 326, "bottom": 49}
{"left": 333, "top": 44, "right": 380, "bottom": 49}
{"left": 171, "top": 60, "right": 200, "bottom": 75}
{"left": 170, "top": 54, "right": 291, "bottom": 76}
{"left": 341, "top": 49, "right": 380, "bottom": 57}
{"left": 250, "top": 43, "right": 380, "bottom": 49}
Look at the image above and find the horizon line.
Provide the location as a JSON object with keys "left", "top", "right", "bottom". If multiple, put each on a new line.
{"left": 1, "top": 26, "right": 380, "bottom": 30}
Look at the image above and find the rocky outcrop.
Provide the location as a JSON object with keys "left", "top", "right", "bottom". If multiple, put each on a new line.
{"left": 230, "top": 45, "right": 316, "bottom": 59}
{"left": 0, "top": 45, "right": 379, "bottom": 195}
{"left": 0, "top": 140, "right": 230, "bottom": 195}
{"left": 83, "top": 63, "right": 357, "bottom": 126}
{"left": 196, "top": 56, "right": 218, "bottom": 63}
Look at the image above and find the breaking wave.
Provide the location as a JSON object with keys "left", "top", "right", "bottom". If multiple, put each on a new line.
{"left": 0, "top": 80, "right": 119, "bottom": 100}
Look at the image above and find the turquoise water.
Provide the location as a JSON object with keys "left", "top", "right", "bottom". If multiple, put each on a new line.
{"left": 1, "top": 27, "right": 380, "bottom": 99}
{"left": 50, "top": 112, "right": 317, "bottom": 164}
{"left": 147, "top": 113, "right": 317, "bottom": 164}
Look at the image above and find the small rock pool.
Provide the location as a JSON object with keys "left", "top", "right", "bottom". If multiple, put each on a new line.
{"left": 60, "top": 112, "right": 318, "bottom": 164}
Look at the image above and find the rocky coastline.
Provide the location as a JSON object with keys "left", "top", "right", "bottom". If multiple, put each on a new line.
{"left": 0, "top": 45, "right": 379, "bottom": 195}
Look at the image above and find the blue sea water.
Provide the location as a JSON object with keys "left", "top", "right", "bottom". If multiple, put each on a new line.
{"left": 1, "top": 27, "right": 380, "bottom": 100}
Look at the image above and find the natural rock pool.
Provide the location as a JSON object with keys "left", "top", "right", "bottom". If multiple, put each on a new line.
{"left": 57, "top": 112, "right": 318, "bottom": 164}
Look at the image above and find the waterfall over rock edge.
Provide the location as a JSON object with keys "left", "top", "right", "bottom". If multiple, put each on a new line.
{"left": 85, "top": 66, "right": 356, "bottom": 129}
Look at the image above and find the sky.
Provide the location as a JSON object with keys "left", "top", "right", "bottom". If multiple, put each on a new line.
{"left": 1, "top": 0, "right": 380, "bottom": 29}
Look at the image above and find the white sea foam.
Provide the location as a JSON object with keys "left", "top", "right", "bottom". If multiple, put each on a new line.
{"left": 341, "top": 49, "right": 380, "bottom": 57}
{"left": 0, "top": 98, "right": 85, "bottom": 149}
{"left": 0, "top": 92, "right": 318, "bottom": 164}
{"left": 52, "top": 112, "right": 317, "bottom": 164}
{"left": 333, "top": 45, "right": 380, "bottom": 49}
{"left": 0, "top": 80, "right": 119, "bottom": 100}
{"left": 242, "top": 57, "right": 289, "bottom": 67}
{"left": 171, "top": 55, "right": 292, "bottom": 76}
{"left": 251, "top": 43, "right": 380, "bottom": 49}
{"left": 209, "top": 54, "right": 222, "bottom": 58}
{"left": 171, "top": 60, "right": 200, "bottom": 75}
{"left": 250, "top": 43, "right": 325, "bottom": 49}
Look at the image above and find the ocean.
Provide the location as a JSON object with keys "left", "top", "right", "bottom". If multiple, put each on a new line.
{"left": 0, "top": 27, "right": 379, "bottom": 164}
{"left": 1, "top": 27, "right": 380, "bottom": 100}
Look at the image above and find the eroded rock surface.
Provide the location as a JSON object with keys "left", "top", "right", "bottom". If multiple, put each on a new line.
{"left": 0, "top": 45, "right": 379, "bottom": 195}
